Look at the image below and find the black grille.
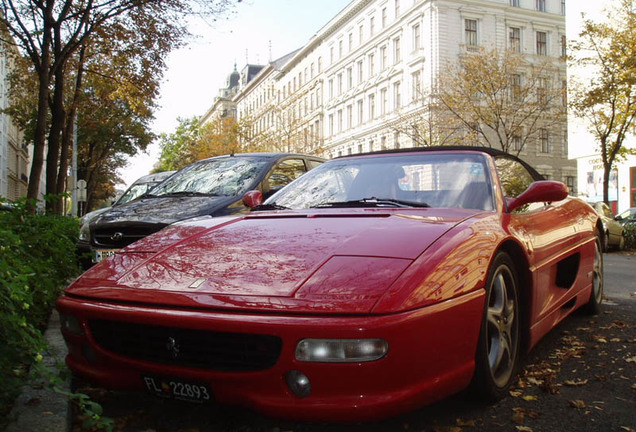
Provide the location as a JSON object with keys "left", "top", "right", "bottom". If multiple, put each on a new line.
{"left": 92, "top": 226, "right": 162, "bottom": 248}
{"left": 89, "top": 320, "right": 282, "bottom": 371}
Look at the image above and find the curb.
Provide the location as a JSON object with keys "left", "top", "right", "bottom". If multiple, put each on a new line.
{"left": 5, "top": 310, "right": 70, "bottom": 432}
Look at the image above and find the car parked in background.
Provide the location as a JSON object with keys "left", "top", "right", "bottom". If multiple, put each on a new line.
{"left": 615, "top": 207, "right": 636, "bottom": 227}
{"left": 77, "top": 170, "right": 176, "bottom": 269}
{"left": 590, "top": 202, "right": 625, "bottom": 251}
{"left": 58, "top": 147, "right": 602, "bottom": 421}
{"left": 87, "top": 153, "right": 324, "bottom": 264}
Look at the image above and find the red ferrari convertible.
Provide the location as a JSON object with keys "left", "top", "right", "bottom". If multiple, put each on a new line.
{"left": 57, "top": 147, "right": 603, "bottom": 421}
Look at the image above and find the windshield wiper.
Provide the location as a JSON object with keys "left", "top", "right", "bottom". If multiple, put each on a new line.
{"left": 251, "top": 202, "right": 289, "bottom": 211}
{"left": 151, "top": 191, "right": 220, "bottom": 198}
{"left": 312, "top": 198, "right": 430, "bottom": 209}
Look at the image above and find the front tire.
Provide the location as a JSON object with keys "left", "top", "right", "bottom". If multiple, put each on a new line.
{"left": 472, "top": 252, "right": 520, "bottom": 402}
{"left": 582, "top": 234, "right": 604, "bottom": 315}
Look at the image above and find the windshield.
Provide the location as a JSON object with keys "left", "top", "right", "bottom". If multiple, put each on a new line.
{"left": 150, "top": 157, "right": 268, "bottom": 197}
{"left": 116, "top": 183, "right": 154, "bottom": 205}
{"left": 267, "top": 153, "right": 494, "bottom": 211}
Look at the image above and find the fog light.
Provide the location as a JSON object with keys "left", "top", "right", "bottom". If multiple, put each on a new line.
{"left": 60, "top": 314, "right": 83, "bottom": 335}
{"left": 295, "top": 338, "right": 389, "bottom": 363}
{"left": 285, "top": 370, "right": 311, "bottom": 398}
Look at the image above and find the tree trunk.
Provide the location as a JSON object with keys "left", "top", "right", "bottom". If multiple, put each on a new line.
{"left": 46, "top": 63, "right": 67, "bottom": 214}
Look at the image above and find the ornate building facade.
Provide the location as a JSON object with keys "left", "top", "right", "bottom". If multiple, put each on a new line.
{"left": 206, "top": 0, "right": 576, "bottom": 188}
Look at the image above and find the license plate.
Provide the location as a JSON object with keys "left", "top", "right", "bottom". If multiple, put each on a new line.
{"left": 143, "top": 376, "right": 212, "bottom": 403}
{"left": 92, "top": 249, "right": 118, "bottom": 263}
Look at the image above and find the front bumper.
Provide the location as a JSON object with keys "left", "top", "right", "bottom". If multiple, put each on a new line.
{"left": 57, "top": 290, "right": 484, "bottom": 421}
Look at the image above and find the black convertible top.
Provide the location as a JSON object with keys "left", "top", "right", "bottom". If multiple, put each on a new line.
{"left": 338, "top": 145, "right": 544, "bottom": 181}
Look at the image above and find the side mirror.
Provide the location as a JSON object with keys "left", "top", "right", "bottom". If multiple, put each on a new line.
{"left": 242, "top": 190, "right": 263, "bottom": 208}
{"left": 507, "top": 181, "right": 569, "bottom": 213}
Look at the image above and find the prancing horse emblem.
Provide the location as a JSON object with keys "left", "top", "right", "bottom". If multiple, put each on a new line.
{"left": 110, "top": 232, "right": 124, "bottom": 241}
{"left": 166, "top": 337, "right": 180, "bottom": 358}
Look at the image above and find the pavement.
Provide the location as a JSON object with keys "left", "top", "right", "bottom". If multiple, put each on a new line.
{"left": 4, "top": 310, "right": 70, "bottom": 432}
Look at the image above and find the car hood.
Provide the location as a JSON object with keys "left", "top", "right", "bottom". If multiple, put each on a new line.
{"left": 94, "top": 195, "right": 238, "bottom": 226}
{"left": 69, "top": 208, "right": 478, "bottom": 313}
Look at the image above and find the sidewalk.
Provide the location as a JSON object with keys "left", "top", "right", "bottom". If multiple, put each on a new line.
{"left": 5, "top": 311, "right": 70, "bottom": 432}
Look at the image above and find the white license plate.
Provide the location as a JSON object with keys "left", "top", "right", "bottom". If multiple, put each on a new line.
{"left": 143, "top": 376, "right": 212, "bottom": 403}
{"left": 92, "top": 249, "right": 118, "bottom": 263}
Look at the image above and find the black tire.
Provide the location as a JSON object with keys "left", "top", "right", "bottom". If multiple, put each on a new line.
{"left": 472, "top": 252, "right": 520, "bottom": 402}
{"left": 582, "top": 234, "right": 604, "bottom": 315}
{"left": 603, "top": 230, "right": 610, "bottom": 252}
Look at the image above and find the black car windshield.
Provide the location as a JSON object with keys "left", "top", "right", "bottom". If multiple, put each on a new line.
{"left": 266, "top": 153, "right": 494, "bottom": 211}
{"left": 150, "top": 157, "right": 268, "bottom": 197}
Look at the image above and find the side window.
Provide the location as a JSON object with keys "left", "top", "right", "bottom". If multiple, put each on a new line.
{"left": 267, "top": 159, "right": 307, "bottom": 190}
{"left": 307, "top": 159, "right": 324, "bottom": 170}
{"left": 495, "top": 157, "right": 535, "bottom": 199}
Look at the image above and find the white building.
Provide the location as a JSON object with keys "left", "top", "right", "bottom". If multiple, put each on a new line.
{"left": 206, "top": 0, "right": 575, "bottom": 187}
{"left": 0, "top": 30, "right": 28, "bottom": 203}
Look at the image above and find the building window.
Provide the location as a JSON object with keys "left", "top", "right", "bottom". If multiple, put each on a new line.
{"left": 510, "top": 0, "right": 519, "bottom": 6}
{"left": 510, "top": 74, "right": 521, "bottom": 101}
{"left": 539, "top": 129, "right": 551, "bottom": 153}
{"left": 465, "top": 19, "right": 478, "bottom": 47}
{"left": 337, "top": 73, "right": 343, "bottom": 95}
{"left": 395, "top": 0, "right": 400, "bottom": 18}
{"left": 347, "top": 67, "right": 353, "bottom": 89}
{"left": 357, "top": 99, "right": 364, "bottom": 124}
{"left": 536, "top": 0, "right": 546, "bottom": 12}
{"left": 561, "top": 35, "right": 567, "bottom": 58}
{"left": 358, "top": 60, "right": 364, "bottom": 83}
{"left": 369, "top": 93, "right": 375, "bottom": 119}
{"left": 328, "top": 79, "right": 334, "bottom": 99}
{"left": 537, "top": 77, "right": 548, "bottom": 105}
{"left": 349, "top": 33, "right": 353, "bottom": 51}
{"left": 413, "top": 24, "right": 421, "bottom": 51}
{"left": 347, "top": 104, "right": 353, "bottom": 128}
{"left": 394, "top": 81, "right": 401, "bottom": 109}
{"left": 338, "top": 109, "right": 343, "bottom": 132}
{"left": 393, "top": 37, "right": 401, "bottom": 63}
{"left": 368, "top": 53, "right": 375, "bottom": 76}
{"left": 561, "top": 0, "right": 566, "bottom": 15}
{"left": 328, "top": 114, "right": 334, "bottom": 136}
{"left": 512, "top": 134, "right": 522, "bottom": 152}
{"left": 381, "top": 88, "right": 387, "bottom": 114}
{"left": 411, "top": 70, "right": 421, "bottom": 101}
{"left": 380, "top": 45, "right": 387, "bottom": 70}
{"left": 339, "top": 40, "right": 343, "bottom": 59}
{"left": 509, "top": 27, "right": 521, "bottom": 52}
{"left": 358, "top": 143, "right": 363, "bottom": 153}
{"left": 565, "top": 176, "right": 575, "bottom": 193}
{"left": 359, "top": 25, "right": 364, "bottom": 44}
{"left": 382, "top": 8, "right": 387, "bottom": 28}
{"left": 536, "top": 31, "right": 547, "bottom": 56}
{"left": 381, "top": 135, "right": 387, "bottom": 150}
{"left": 370, "top": 16, "right": 375, "bottom": 36}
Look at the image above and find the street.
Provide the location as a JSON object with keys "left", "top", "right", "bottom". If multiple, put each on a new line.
{"left": 72, "top": 253, "right": 636, "bottom": 432}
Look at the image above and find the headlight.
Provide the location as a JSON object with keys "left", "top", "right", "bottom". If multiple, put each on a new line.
{"left": 295, "top": 338, "right": 388, "bottom": 363}
{"left": 79, "top": 223, "right": 90, "bottom": 241}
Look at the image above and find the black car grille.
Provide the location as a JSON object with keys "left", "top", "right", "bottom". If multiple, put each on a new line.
{"left": 92, "top": 226, "right": 162, "bottom": 248}
{"left": 89, "top": 320, "right": 282, "bottom": 371}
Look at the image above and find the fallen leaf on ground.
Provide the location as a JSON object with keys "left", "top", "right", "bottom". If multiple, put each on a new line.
{"left": 564, "top": 379, "right": 589, "bottom": 386}
{"left": 522, "top": 395, "right": 538, "bottom": 401}
{"left": 569, "top": 400, "right": 586, "bottom": 409}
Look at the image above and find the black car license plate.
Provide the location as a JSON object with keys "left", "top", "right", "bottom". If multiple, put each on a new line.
{"left": 143, "top": 376, "right": 212, "bottom": 403}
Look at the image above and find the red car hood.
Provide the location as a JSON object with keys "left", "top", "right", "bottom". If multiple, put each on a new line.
{"left": 68, "top": 209, "right": 476, "bottom": 313}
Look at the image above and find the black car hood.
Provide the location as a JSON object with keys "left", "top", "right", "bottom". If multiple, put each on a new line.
{"left": 93, "top": 195, "right": 239, "bottom": 226}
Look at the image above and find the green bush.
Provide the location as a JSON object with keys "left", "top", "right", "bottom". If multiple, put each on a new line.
{"left": 0, "top": 199, "right": 81, "bottom": 420}
{"left": 625, "top": 223, "right": 636, "bottom": 250}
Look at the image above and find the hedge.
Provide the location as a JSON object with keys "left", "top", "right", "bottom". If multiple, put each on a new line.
{"left": 0, "top": 200, "right": 81, "bottom": 422}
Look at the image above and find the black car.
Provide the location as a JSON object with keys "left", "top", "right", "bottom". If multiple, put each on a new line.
{"left": 89, "top": 153, "right": 324, "bottom": 263}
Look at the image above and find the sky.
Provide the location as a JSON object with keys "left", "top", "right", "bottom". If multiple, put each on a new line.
{"left": 119, "top": 0, "right": 613, "bottom": 188}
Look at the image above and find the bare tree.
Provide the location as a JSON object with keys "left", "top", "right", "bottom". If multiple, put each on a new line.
{"left": 436, "top": 47, "right": 567, "bottom": 156}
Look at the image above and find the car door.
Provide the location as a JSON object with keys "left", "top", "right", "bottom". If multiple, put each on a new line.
{"left": 496, "top": 156, "right": 586, "bottom": 326}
